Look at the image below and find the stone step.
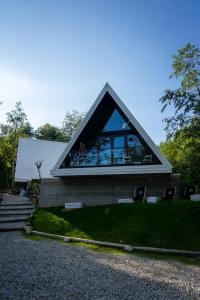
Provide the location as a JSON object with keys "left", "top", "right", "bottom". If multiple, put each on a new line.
{"left": 0, "top": 202, "right": 33, "bottom": 206}
{"left": 0, "top": 210, "right": 34, "bottom": 216}
{"left": 0, "top": 215, "right": 29, "bottom": 223}
{"left": 2, "top": 195, "right": 30, "bottom": 201}
{"left": 0, "top": 205, "right": 34, "bottom": 210}
{"left": 0, "top": 221, "right": 25, "bottom": 231}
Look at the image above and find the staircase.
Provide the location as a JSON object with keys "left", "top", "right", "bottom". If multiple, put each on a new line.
{"left": 0, "top": 194, "right": 34, "bottom": 231}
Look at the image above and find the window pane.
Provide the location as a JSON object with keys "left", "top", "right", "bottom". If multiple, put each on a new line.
{"left": 103, "top": 109, "right": 131, "bottom": 132}
{"left": 99, "top": 149, "right": 111, "bottom": 165}
{"left": 128, "top": 134, "right": 142, "bottom": 147}
{"left": 113, "top": 136, "right": 125, "bottom": 148}
{"left": 99, "top": 137, "right": 111, "bottom": 149}
{"left": 128, "top": 146, "right": 146, "bottom": 164}
{"left": 99, "top": 137, "right": 112, "bottom": 165}
{"left": 113, "top": 148, "right": 126, "bottom": 165}
{"left": 84, "top": 148, "right": 98, "bottom": 166}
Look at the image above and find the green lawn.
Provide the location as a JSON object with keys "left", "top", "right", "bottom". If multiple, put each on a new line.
{"left": 30, "top": 201, "right": 200, "bottom": 251}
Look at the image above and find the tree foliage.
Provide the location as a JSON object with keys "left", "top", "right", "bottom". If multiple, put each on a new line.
{"left": 0, "top": 102, "right": 33, "bottom": 187}
{"left": 160, "top": 43, "right": 200, "bottom": 186}
{"left": 35, "top": 111, "right": 85, "bottom": 142}
{"left": 35, "top": 123, "right": 65, "bottom": 142}
{"left": 0, "top": 136, "right": 13, "bottom": 187}
{"left": 160, "top": 127, "right": 200, "bottom": 185}
{"left": 62, "top": 110, "right": 85, "bottom": 142}
{"left": 160, "top": 43, "right": 200, "bottom": 135}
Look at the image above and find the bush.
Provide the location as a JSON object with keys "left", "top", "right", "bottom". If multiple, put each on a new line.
{"left": 31, "top": 179, "right": 41, "bottom": 184}
{"left": 32, "top": 209, "right": 72, "bottom": 235}
{"left": 29, "top": 182, "right": 40, "bottom": 206}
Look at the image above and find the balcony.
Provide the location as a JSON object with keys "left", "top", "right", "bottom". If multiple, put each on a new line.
{"left": 68, "top": 147, "right": 154, "bottom": 167}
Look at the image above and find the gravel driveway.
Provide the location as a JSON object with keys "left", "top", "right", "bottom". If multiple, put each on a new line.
{"left": 0, "top": 232, "right": 200, "bottom": 300}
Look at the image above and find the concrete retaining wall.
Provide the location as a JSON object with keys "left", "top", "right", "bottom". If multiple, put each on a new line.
{"left": 39, "top": 173, "right": 181, "bottom": 207}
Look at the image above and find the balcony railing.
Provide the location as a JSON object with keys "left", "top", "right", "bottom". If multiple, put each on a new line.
{"left": 67, "top": 147, "right": 154, "bottom": 167}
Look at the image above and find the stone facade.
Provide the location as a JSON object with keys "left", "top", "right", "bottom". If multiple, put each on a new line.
{"left": 40, "top": 173, "right": 181, "bottom": 207}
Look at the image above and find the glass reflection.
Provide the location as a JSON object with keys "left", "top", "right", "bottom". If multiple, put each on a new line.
{"left": 99, "top": 137, "right": 111, "bottom": 149}
{"left": 113, "top": 136, "right": 124, "bottom": 148}
{"left": 128, "top": 134, "right": 142, "bottom": 147}
{"left": 61, "top": 109, "right": 158, "bottom": 168}
{"left": 103, "top": 109, "right": 130, "bottom": 132}
{"left": 113, "top": 148, "right": 126, "bottom": 165}
{"left": 99, "top": 149, "right": 111, "bottom": 165}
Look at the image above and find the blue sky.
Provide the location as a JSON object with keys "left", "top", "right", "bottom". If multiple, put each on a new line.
{"left": 0, "top": 0, "right": 199, "bottom": 143}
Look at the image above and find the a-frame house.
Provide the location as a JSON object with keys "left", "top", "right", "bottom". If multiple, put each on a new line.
{"left": 40, "top": 84, "right": 179, "bottom": 207}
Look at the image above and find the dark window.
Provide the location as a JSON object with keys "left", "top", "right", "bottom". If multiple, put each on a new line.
{"left": 60, "top": 105, "right": 161, "bottom": 168}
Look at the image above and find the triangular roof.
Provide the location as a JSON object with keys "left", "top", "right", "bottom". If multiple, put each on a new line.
{"left": 52, "top": 83, "right": 172, "bottom": 176}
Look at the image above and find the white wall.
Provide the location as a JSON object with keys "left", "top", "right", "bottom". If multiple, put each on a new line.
{"left": 15, "top": 138, "right": 67, "bottom": 182}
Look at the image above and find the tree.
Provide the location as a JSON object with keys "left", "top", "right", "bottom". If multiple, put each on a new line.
{"left": 22, "top": 121, "right": 34, "bottom": 137}
{"left": 35, "top": 123, "right": 65, "bottom": 142}
{"left": 160, "top": 43, "right": 200, "bottom": 136}
{"left": 0, "top": 136, "right": 13, "bottom": 187}
{"left": 160, "top": 127, "right": 200, "bottom": 185}
{"left": 0, "top": 102, "right": 33, "bottom": 187}
{"left": 62, "top": 110, "right": 85, "bottom": 142}
{"left": 160, "top": 44, "right": 200, "bottom": 186}
{"left": 35, "top": 160, "right": 43, "bottom": 180}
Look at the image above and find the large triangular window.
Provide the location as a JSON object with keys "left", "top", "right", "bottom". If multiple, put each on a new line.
{"left": 60, "top": 93, "right": 161, "bottom": 168}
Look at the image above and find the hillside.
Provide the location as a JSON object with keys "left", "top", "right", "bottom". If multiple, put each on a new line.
{"left": 31, "top": 201, "right": 200, "bottom": 251}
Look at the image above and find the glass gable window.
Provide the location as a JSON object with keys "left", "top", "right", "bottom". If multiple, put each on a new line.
{"left": 60, "top": 107, "right": 161, "bottom": 168}
{"left": 102, "top": 109, "right": 131, "bottom": 132}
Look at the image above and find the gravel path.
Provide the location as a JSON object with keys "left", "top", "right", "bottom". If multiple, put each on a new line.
{"left": 0, "top": 232, "right": 200, "bottom": 300}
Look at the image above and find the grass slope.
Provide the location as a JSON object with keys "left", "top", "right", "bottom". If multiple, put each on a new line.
{"left": 31, "top": 201, "right": 200, "bottom": 251}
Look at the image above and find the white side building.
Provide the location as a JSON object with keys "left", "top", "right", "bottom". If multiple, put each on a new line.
{"left": 15, "top": 138, "right": 67, "bottom": 183}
